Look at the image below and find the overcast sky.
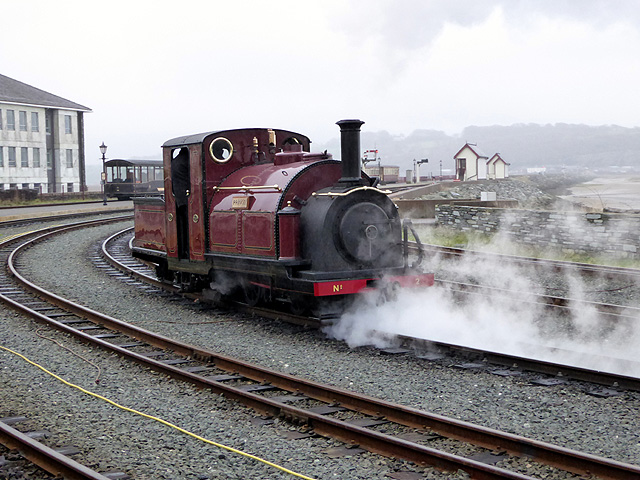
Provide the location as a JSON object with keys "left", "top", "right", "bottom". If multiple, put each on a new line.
{"left": 3, "top": 0, "right": 639, "bottom": 166}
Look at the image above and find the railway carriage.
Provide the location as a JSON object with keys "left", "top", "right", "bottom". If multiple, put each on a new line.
{"left": 132, "top": 119, "right": 433, "bottom": 314}
{"left": 104, "top": 159, "right": 163, "bottom": 200}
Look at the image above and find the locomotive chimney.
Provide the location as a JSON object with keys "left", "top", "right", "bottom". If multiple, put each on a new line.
{"left": 337, "top": 119, "right": 365, "bottom": 185}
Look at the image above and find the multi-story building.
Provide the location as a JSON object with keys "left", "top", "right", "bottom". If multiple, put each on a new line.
{"left": 0, "top": 73, "right": 91, "bottom": 193}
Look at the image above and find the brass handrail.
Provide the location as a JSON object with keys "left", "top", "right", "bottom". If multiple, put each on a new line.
{"left": 312, "top": 186, "right": 391, "bottom": 197}
{"left": 212, "top": 185, "right": 281, "bottom": 193}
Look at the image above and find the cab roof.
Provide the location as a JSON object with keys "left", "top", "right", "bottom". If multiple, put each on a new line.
{"left": 162, "top": 128, "right": 311, "bottom": 148}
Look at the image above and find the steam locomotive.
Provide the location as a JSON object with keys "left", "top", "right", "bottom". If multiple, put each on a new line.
{"left": 131, "top": 119, "right": 433, "bottom": 315}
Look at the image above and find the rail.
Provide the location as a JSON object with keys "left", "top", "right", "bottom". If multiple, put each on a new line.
{"left": 3, "top": 222, "right": 640, "bottom": 478}
{"left": 0, "top": 419, "right": 114, "bottom": 480}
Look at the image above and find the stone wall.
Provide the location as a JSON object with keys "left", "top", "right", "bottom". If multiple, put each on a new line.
{"left": 436, "top": 204, "right": 640, "bottom": 257}
{"left": 0, "top": 188, "right": 38, "bottom": 202}
{"left": 396, "top": 199, "right": 518, "bottom": 218}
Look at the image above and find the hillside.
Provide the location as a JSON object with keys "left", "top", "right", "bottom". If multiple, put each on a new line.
{"left": 317, "top": 123, "right": 640, "bottom": 176}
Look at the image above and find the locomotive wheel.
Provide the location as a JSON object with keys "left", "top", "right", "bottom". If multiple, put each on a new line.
{"left": 290, "top": 294, "right": 310, "bottom": 316}
{"left": 178, "top": 272, "right": 199, "bottom": 293}
{"left": 385, "top": 282, "right": 401, "bottom": 303}
{"left": 375, "top": 282, "right": 400, "bottom": 306}
{"left": 155, "top": 261, "right": 174, "bottom": 283}
{"left": 242, "top": 281, "right": 262, "bottom": 307}
{"left": 375, "top": 290, "right": 387, "bottom": 306}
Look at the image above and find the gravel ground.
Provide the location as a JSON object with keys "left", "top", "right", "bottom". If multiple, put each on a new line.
{"left": 1, "top": 219, "right": 640, "bottom": 479}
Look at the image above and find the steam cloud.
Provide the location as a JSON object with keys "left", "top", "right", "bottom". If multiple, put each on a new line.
{"left": 324, "top": 239, "right": 640, "bottom": 378}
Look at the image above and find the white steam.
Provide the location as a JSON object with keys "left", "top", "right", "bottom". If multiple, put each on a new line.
{"left": 324, "top": 248, "right": 640, "bottom": 378}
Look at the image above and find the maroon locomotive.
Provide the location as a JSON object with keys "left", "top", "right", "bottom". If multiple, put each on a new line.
{"left": 131, "top": 119, "right": 433, "bottom": 315}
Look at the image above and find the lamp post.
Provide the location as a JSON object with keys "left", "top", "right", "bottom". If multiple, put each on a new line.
{"left": 99, "top": 142, "right": 108, "bottom": 205}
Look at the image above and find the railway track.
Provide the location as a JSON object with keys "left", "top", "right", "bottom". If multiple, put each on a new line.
{"left": 0, "top": 416, "right": 127, "bottom": 480}
{"left": 0, "top": 216, "right": 134, "bottom": 480}
{"left": 3, "top": 219, "right": 639, "bottom": 479}
{"left": 437, "top": 277, "right": 640, "bottom": 317}
{"left": 421, "top": 243, "right": 640, "bottom": 280}
{"left": 106, "top": 228, "right": 640, "bottom": 392}
{"left": 403, "top": 240, "right": 640, "bottom": 374}
{"left": 419, "top": 242, "right": 640, "bottom": 311}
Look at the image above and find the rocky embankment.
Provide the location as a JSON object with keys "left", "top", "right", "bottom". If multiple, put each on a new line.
{"left": 417, "top": 174, "right": 593, "bottom": 210}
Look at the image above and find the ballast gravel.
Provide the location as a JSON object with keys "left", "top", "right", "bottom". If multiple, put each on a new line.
{"left": 1, "top": 219, "right": 639, "bottom": 479}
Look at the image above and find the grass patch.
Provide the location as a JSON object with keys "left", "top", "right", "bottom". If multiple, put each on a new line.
{"left": 413, "top": 226, "right": 493, "bottom": 249}
{"left": 413, "top": 224, "right": 640, "bottom": 268}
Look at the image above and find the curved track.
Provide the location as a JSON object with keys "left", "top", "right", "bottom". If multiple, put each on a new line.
{"left": 3, "top": 220, "right": 640, "bottom": 478}
{"left": 101, "top": 227, "right": 640, "bottom": 477}
{"left": 110, "top": 228, "right": 640, "bottom": 392}
{"left": 0, "top": 216, "right": 133, "bottom": 480}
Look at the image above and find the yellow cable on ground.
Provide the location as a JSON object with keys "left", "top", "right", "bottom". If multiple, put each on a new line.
{"left": 0, "top": 345, "right": 317, "bottom": 480}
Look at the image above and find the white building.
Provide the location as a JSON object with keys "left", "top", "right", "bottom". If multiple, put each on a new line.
{"left": 453, "top": 143, "right": 510, "bottom": 181}
{"left": 453, "top": 143, "right": 488, "bottom": 181}
{"left": 487, "top": 153, "right": 510, "bottom": 179}
{"left": 0, "top": 73, "right": 91, "bottom": 193}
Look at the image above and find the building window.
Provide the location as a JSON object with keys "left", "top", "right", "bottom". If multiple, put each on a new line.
{"left": 0, "top": 109, "right": 3, "bottom": 129}
{"left": 66, "top": 149, "right": 73, "bottom": 168}
{"left": 31, "top": 112, "right": 39, "bottom": 132}
{"left": 0, "top": 147, "right": 3, "bottom": 167}
{"left": 22, "top": 183, "right": 30, "bottom": 189}
{"left": 0, "top": 184, "right": 4, "bottom": 191}
{"left": 21, "top": 147, "right": 29, "bottom": 167}
{"left": 34, "top": 183, "right": 41, "bottom": 192}
{"left": 9, "top": 183, "right": 17, "bottom": 190}
{"left": 19, "top": 111, "right": 28, "bottom": 131}
{"left": 33, "top": 148, "right": 41, "bottom": 168}
{"left": 8, "top": 147, "right": 17, "bottom": 167}
{"left": 46, "top": 114, "right": 51, "bottom": 134}
{"left": 47, "top": 150, "right": 53, "bottom": 168}
{"left": 67, "top": 183, "right": 74, "bottom": 192}
{"left": 65, "top": 115, "right": 72, "bottom": 134}
{"left": 7, "top": 110, "right": 15, "bottom": 130}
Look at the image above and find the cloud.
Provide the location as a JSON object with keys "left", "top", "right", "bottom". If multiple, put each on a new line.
{"left": 335, "top": 0, "right": 640, "bottom": 50}
{"left": 2, "top": 0, "right": 639, "bottom": 163}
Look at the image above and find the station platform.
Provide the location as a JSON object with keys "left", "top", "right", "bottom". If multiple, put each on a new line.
{"left": 0, "top": 201, "right": 133, "bottom": 223}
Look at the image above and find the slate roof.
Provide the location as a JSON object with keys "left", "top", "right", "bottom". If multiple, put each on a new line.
{"left": 488, "top": 153, "right": 510, "bottom": 165}
{"left": 0, "top": 73, "right": 91, "bottom": 112}
{"left": 453, "top": 143, "right": 489, "bottom": 160}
